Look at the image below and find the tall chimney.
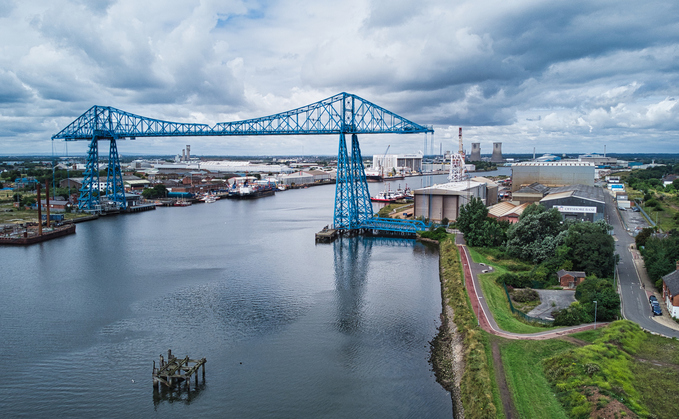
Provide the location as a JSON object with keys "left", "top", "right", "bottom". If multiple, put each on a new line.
{"left": 37, "top": 183, "right": 42, "bottom": 236}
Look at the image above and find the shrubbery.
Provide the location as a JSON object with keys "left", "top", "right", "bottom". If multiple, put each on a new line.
{"left": 512, "top": 288, "right": 539, "bottom": 303}
{"left": 495, "top": 272, "right": 532, "bottom": 288}
{"left": 418, "top": 226, "right": 449, "bottom": 242}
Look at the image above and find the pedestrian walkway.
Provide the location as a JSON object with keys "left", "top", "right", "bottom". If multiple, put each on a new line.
{"left": 454, "top": 234, "right": 606, "bottom": 340}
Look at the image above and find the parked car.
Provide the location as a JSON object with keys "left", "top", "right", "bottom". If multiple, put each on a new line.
{"left": 651, "top": 302, "right": 662, "bottom": 316}
{"left": 650, "top": 295, "right": 658, "bottom": 304}
{"left": 632, "top": 207, "right": 641, "bottom": 212}
{"left": 618, "top": 206, "right": 626, "bottom": 211}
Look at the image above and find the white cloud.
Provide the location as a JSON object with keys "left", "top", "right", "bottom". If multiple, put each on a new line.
{"left": 0, "top": 0, "right": 678, "bottom": 155}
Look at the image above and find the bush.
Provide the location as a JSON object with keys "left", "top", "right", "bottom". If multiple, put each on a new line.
{"left": 418, "top": 226, "right": 448, "bottom": 242}
{"left": 496, "top": 272, "right": 532, "bottom": 288}
{"left": 553, "top": 302, "right": 587, "bottom": 326}
{"left": 512, "top": 288, "right": 539, "bottom": 302}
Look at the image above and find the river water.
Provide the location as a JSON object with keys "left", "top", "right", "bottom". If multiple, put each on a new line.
{"left": 0, "top": 178, "right": 457, "bottom": 418}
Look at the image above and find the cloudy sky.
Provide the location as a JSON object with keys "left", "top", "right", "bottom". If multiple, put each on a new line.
{"left": 1, "top": 0, "right": 679, "bottom": 157}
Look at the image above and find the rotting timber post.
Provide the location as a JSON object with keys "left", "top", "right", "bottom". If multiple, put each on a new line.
{"left": 152, "top": 349, "right": 206, "bottom": 390}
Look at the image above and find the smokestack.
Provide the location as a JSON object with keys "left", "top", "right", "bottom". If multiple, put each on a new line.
{"left": 458, "top": 128, "right": 463, "bottom": 155}
{"left": 470, "top": 143, "right": 481, "bottom": 161}
{"left": 37, "top": 183, "right": 42, "bottom": 236}
{"left": 491, "top": 142, "right": 503, "bottom": 163}
{"left": 186, "top": 145, "right": 191, "bottom": 161}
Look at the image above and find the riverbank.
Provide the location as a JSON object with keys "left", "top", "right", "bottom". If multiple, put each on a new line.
{"left": 430, "top": 236, "right": 499, "bottom": 419}
{"left": 433, "top": 231, "right": 679, "bottom": 418}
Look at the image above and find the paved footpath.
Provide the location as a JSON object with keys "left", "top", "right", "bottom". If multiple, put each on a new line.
{"left": 454, "top": 234, "right": 607, "bottom": 340}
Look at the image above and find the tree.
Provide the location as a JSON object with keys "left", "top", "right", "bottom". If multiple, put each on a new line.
{"left": 563, "top": 220, "right": 615, "bottom": 278}
{"left": 456, "top": 197, "right": 507, "bottom": 247}
{"left": 635, "top": 227, "right": 654, "bottom": 248}
{"left": 506, "top": 204, "right": 565, "bottom": 262}
{"left": 574, "top": 276, "right": 620, "bottom": 322}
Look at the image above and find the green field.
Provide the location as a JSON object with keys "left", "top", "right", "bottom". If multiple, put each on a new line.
{"left": 500, "top": 338, "right": 572, "bottom": 419}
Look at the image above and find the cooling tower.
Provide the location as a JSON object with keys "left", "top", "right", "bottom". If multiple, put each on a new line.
{"left": 491, "top": 142, "right": 503, "bottom": 163}
{"left": 186, "top": 145, "right": 191, "bottom": 161}
{"left": 469, "top": 143, "right": 481, "bottom": 161}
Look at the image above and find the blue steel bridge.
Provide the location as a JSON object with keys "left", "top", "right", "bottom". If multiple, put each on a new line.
{"left": 52, "top": 92, "right": 434, "bottom": 234}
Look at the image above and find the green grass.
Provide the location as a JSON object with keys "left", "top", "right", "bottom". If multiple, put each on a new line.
{"left": 438, "top": 239, "right": 499, "bottom": 419}
{"left": 467, "top": 247, "right": 555, "bottom": 334}
{"left": 501, "top": 339, "right": 572, "bottom": 419}
{"left": 483, "top": 335, "right": 505, "bottom": 419}
{"left": 544, "top": 321, "right": 650, "bottom": 417}
{"left": 570, "top": 328, "right": 606, "bottom": 343}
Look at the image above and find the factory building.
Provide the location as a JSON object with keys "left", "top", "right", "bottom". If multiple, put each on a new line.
{"left": 413, "top": 180, "right": 487, "bottom": 223}
{"left": 510, "top": 183, "right": 606, "bottom": 222}
{"left": 511, "top": 162, "right": 595, "bottom": 192}
{"left": 372, "top": 154, "right": 423, "bottom": 173}
{"left": 539, "top": 185, "right": 606, "bottom": 222}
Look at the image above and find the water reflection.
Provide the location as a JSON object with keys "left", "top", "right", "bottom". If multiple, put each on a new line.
{"left": 152, "top": 381, "right": 207, "bottom": 407}
{"left": 333, "top": 237, "right": 372, "bottom": 334}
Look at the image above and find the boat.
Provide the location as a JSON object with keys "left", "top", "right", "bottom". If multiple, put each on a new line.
{"left": 370, "top": 189, "right": 401, "bottom": 202}
{"left": 174, "top": 200, "right": 192, "bottom": 207}
{"left": 227, "top": 184, "right": 276, "bottom": 199}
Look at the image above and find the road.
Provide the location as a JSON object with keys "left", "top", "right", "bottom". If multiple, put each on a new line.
{"left": 604, "top": 192, "right": 679, "bottom": 338}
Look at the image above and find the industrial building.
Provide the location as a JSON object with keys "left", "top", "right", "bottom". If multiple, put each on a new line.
{"left": 372, "top": 154, "right": 423, "bottom": 173}
{"left": 412, "top": 176, "right": 500, "bottom": 223}
{"left": 509, "top": 183, "right": 606, "bottom": 222}
{"left": 511, "top": 162, "right": 595, "bottom": 192}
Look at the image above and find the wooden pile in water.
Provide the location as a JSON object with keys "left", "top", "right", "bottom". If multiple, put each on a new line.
{"left": 152, "top": 349, "right": 206, "bottom": 390}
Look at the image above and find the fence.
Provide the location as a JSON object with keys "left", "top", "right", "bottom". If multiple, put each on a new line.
{"left": 502, "top": 283, "right": 554, "bottom": 325}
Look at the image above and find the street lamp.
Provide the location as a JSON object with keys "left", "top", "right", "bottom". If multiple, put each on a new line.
{"left": 593, "top": 300, "right": 598, "bottom": 330}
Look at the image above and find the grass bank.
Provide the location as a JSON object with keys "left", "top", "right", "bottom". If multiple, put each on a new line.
{"left": 467, "top": 247, "right": 555, "bottom": 334}
{"left": 434, "top": 237, "right": 500, "bottom": 419}
{"left": 542, "top": 320, "right": 676, "bottom": 418}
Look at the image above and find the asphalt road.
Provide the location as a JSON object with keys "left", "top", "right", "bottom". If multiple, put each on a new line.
{"left": 605, "top": 193, "right": 679, "bottom": 337}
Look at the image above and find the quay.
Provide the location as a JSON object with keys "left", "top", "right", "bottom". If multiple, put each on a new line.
{"left": 0, "top": 223, "right": 75, "bottom": 245}
{"left": 153, "top": 349, "right": 206, "bottom": 390}
{"left": 315, "top": 226, "right": 338, "bottom": 243}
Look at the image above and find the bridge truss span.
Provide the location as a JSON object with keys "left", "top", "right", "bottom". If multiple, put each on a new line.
{"left": 52, "top": 92, "right": 433, "bottom": 233}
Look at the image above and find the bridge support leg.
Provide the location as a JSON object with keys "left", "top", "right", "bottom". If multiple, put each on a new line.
{"left": 78, "top": 136, "right": 100, "bottom": 211}
{"left": 333, "top": 133, "right": 374, "bottom": 231}
{"left": 106, "top": 138, "right": 127, "bottom": 210}
{"left": 350, "top": 134, "right": 373, "bottom": 226}
{"left": 333, "top": 133, "right": 354, "bottom": 230}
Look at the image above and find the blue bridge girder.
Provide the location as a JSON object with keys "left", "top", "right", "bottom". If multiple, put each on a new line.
{"left": 52, "top": 92, "right": 433, "bottom": 233}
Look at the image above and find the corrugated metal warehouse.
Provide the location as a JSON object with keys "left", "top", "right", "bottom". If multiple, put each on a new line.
{"left": 413, "top": 181, "right": 487, "bottom": 222}
{"left": 539, "top": 185, "right": 606, "bottom": 222}
{"left": 511, "top": 162, "right": 595, "bottom": 192}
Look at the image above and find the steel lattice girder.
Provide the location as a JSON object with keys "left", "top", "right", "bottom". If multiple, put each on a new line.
{"left": 106, "top": 139, "right": 127, "bottom": 209}
{"left": 78, "top": 137, "right": 100, "bottom": 210}
{"left": 52, "top": 93, "right": 433, "bottom": 141}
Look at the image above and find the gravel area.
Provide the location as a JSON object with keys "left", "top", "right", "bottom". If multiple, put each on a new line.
{"left": 527, "top": 289, "right": 576, "bottom": 320}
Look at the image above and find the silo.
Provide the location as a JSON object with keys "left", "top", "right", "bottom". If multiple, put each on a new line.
{"left": 491, "top": 142, "right": 503, "bottom": 163}
{"left": 469, "top": 143, "right": 481, "bottom": 161}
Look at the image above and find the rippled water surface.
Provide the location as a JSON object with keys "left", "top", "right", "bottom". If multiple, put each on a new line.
{"left": 0, "top": 180, "right": 453, "bottom": 418}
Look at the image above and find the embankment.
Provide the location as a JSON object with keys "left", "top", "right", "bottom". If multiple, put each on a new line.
{"left": 429, "top": 237, "right": 498, "bottom": 419}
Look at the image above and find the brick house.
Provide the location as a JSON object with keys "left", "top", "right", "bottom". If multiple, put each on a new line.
{"left": 557, "top": 270, "right": 586, "bottom": 289}
{"left": 662, "top": 262, "right": 679, "bottom": 318}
